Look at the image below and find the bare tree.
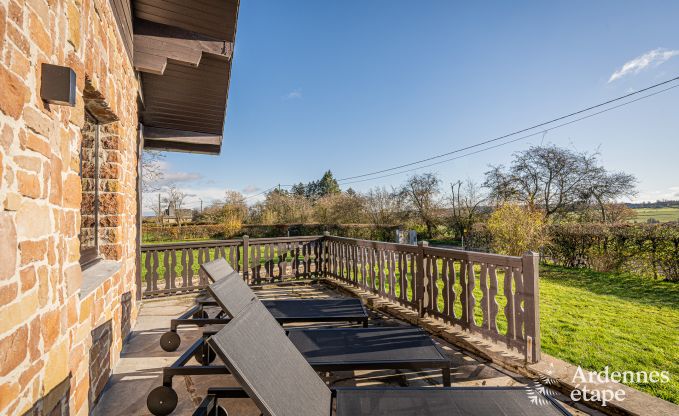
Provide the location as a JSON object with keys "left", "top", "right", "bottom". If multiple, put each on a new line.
{"left": 145, "top": 195, "right": 164, "bottom": 226}
{"left": 581, "top": 168, "right": 637, "bottom": 222}
{"left": 400, "top": 173, "right": 442, "bottom": 237}
{"left": 364, "top": 186, "right": 403, "bottom": 226}
{"left": 449, "top": 179, "right": 487, "bottom": 240}
{"left": 484, "top": 145, "right": 635, "bottom": 219}
{"left": 163, "top": 184, "right": 189, "bottom": 226}
{"left": 314, "top": 192, "right": 367, "bottom": 224}
{"left": 141, "top": 150, "right": 165, "bottom": 193}
{"left": 253, "top": 189, "right": 314, "bottom": 224}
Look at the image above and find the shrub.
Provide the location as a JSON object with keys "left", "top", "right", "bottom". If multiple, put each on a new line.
{"left": 486, "top": 204, "right": 547, "bottom": 256}
{"left": 546, "top": 222, "right": 679, "bottom": 281}
{"left": 142, "top": 223, "right": 400, "bottom": 243}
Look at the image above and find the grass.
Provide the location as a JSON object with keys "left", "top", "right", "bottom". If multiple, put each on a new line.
{"left": 632, "top": 207, "right": 679, "bottom": 223}
{"left": 539, "top": 265, "right": 679, "bottom": 404}
{"left": 375, "top": 264, "right": 679, "bottom": 403}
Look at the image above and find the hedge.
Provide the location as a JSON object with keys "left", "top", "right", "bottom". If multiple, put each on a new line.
{"left": 142, "top": 223, "right": 400, "bottom": 243}
{"left": 547, "top": 222, "right": 679, "bottom": 281}
{"left": 468, "top": 222, "right": 679, "bottom": 281}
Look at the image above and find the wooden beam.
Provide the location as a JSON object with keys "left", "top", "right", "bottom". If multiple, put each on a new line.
{"left": 135, "top": 35, "right": 203, "bottom": 67}
{"left": 134, "top": 18, "right": 231, "bottom": 58}
{"left": 142, "top": 126, "right": 222, "bottom": 154}
{"left": 143, "top": 138, "right": 221, "bottom": 154}
{"left": 134, "top": 52, "right": 167, "bottom": 75}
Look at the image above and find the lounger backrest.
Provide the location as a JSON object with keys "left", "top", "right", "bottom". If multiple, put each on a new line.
{"left": 207, "top": 271, "right": 255, "bottom": 317}
{"left": 208, "top": 300, "right": 332, "bottom": 416}
{"left": 200, "top": 258, "right": 235, "bottom": 283}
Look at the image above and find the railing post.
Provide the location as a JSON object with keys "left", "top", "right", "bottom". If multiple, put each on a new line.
{"left": 322, "top": 232, "right": 330, "bottom": 277}
{"left": 416, "top": 241, "right": 428, "bottom": 318}
{"left": 242, "top": 235, "right": 250, "bottom": 284}
{"left": 522, "top": 251, "right": 541, "bottom": 363}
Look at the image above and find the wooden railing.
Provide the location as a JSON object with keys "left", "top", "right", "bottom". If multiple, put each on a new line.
{"left": 324, "top": 236, "right": 541, "bottom": 363}
{"left": 140, "top": 235, "right": 324, "bottom": 298}
{"left": 140, "top": 234, "right": 541, "bottom": 362}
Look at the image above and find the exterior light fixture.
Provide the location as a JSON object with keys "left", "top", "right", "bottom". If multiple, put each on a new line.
{"left": 40, "top": 63, "right": 76, "bottom": 106}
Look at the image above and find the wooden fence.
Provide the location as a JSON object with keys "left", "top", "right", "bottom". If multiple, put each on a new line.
{"left": 140, "top": 235, "right": 323, "bottom": 298}
{"left": 324, "top": 236, "right": 541, "bottom": 363}
{"left": 139, "top": 234, "right": 541, "bottom": 362}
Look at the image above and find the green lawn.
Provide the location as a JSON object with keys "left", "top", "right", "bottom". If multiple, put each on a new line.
{"left": 539, "top": 265, "right": 679, "bottom": 404}
{"left": 632, "top": 207, "right": 679, "bottom": 223}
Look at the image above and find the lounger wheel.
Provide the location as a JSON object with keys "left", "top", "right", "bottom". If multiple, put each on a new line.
{"left": 160, "top": 331, "right": 181, "bottom": 352}
{"left": 147, "top": 386, "right": 178, "bottom": 416}
{"left": 194, "top": 343, "right": 217, "bottom": 365}
{"left": 214, "top": 406, "right": 228, "bottom": 416}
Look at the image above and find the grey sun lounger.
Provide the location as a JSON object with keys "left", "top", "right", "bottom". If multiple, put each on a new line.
{"left": 192, "top": 300, "right": 571, "bottom": 416}
{"left": 147, "top": 299, "right": 452, "bottom": 415}
{"left": 160, "top": 258, "right": 369, "bottom": 352}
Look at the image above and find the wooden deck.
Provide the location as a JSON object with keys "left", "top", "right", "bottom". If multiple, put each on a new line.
{"left": 92, "top": 282, "right": 596, "bottom": 415}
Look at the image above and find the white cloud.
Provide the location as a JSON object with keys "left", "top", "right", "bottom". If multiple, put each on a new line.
{"left": 608, "top": 48, "right": 679, "bottom": 83}
{"left": 632, "top": 186, "right": 679, "bottom": 202}
{"left": 159, "top": 171, "right": 202, "bottom": 184}
{"left": 147, "top": 160, "right": 203, "bottom": 187}
{"left": 242, "top": 185, "right": 260, "bottom": 194}
{"left": 284, "top": 89, "right": 303, "bottom": 100}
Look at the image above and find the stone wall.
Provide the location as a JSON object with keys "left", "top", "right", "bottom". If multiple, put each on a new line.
{"left": 0, "top": 0, "right": 139, "bottom": 415}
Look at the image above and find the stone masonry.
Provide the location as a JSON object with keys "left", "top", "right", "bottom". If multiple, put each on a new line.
{"left": 0, "top": 0, "right": 140, "bottom": 415}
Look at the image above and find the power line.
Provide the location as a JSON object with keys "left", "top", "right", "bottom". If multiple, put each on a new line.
{"left": 339, "top": 83, "right": 679, "bottom": 185}
{"left": 243, "top": 184, "right": 293, "bottom": 200}
{"left": 243, "top": 186, "right": 276, "bottom": 200}
{"left": 337, "top": 75, "right": 679, "bottom": 183}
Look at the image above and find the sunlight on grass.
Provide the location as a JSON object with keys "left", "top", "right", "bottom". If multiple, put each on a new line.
{"left": 540, "top": 265, "right": 679, "bottom": 404}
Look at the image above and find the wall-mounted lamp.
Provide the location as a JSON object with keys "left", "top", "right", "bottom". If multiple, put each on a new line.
{"left": 40, "top": 64, "right": 76, "bottom": 106}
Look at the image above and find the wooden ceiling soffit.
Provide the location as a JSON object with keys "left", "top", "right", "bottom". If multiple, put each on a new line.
{"left": 143, "top": 126, "right": 222, "bottom": 154}
{"left": 134, "top": 0, "right": 239, "bottom": 42}
{"left": 133, "top": 19, "right": 232, "bottom": 75}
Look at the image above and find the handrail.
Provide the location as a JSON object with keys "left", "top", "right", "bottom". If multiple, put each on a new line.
{"left": 139, "top": 234, "right": 541, "bottom": 363}
{"left": 323, "top": 236, "right": 540, "bottom": 363}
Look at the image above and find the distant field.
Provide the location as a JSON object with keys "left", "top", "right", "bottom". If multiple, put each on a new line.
{"left": 632, "top": 207, "right": 679, "bottom": 223}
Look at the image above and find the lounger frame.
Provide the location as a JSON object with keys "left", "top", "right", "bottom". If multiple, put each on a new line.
{"left": 160, "top": 328, "right": 451, "bottom": 392}
{"left": 193, "top": 386, "right": 572, "bottom": 416}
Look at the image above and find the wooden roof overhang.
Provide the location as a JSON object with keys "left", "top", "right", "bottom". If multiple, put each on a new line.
{"left": 132, "top": 0, "right": 239, "bottom": 154}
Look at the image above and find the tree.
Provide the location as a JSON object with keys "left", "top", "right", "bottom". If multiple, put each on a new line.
{"left": 290, "top": 182, "right": 306, "bottom": 197}
{"left": 314, "top": 192, "right": 366, "bottom": 224}
{"left": 253, "top": 189, "right": 313, "bottom": 224}
{"left": 580, "top": 168, "right": 637, "bottom": 222}
{"left": 162, "top": 184, "right": 188, "bottom": 226}
{"left": 141, "top": 150, "right": 165, "bottom": 193}
{"left": 487, "top": 204, "right": 547, "bottom": 256}
{"left": 288, "top": 171, "right": 341, "bottom": 200}
{"left": 364, "top": 186, "right": 403, "bottom": 227}
{"left": 448, "top": 179, "right": 487, "bottom": 240}
{"left": 400, "top": 173, "right": 442, "bottom": 238}
{"left": 220, "top": 191, "right": 247, "bottom": 235}
{"left": 145, "top": 195, "right": 165, "bottom": 225}
{"left": 484, "top": 145, "right": 636, "bottom": 219}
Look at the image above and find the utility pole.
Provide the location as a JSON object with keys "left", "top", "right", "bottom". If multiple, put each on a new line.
{"left": 199, "top": 199, "right": 203, "bottom": 213}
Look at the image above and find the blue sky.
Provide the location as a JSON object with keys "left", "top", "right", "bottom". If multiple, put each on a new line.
{"left": 150, "top": 0, "right": 679, "bottom": 211}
